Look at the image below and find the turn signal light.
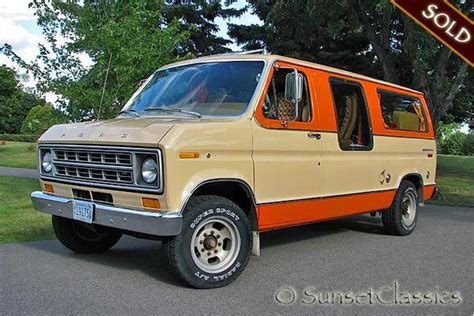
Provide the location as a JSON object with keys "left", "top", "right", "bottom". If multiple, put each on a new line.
{"left": 179, "top": 151, "right": 200, "bottom": 159}
{"left": 44, "top": 184, "right": 54, "bottom": 193}
{"left": 142, "top": 198, "right": 161, "bottom": 210}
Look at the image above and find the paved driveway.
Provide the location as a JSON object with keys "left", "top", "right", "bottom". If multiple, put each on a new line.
{"left": 1, "top": 205, "right": 472, "bottom": 315}
{"left": 0, "top": 167, "right": 37, "bottom": 179}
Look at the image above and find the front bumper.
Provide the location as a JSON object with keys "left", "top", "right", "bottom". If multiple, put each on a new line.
{"left": 31, "top": 191, "right": 182, "bottom": 236}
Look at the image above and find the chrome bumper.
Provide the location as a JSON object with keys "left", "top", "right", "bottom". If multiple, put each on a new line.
{"left": 30, "top": 191, "right": 182, "bottom": 236}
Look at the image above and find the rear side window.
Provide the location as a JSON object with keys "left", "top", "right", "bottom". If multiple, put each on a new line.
{"left": 330, "top": 79, "right": 372, "bottom": 150}
{"left": 378, "top": 90, "right": 427, "bottom": 132}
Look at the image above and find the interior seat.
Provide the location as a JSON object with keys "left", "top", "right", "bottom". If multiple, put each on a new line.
{"left": 277, "top": 96, "right": 297, "bottom": 121}
{"left": 392, "top": 110, "right": 420, "bottom": 131}
{"left": 338, "top": 94, "right": 358, "bottom": 147}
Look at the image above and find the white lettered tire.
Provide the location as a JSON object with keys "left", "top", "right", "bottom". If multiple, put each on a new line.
{"left": 382, "top": 180, "right": 419, "bottom": 236}
{"left": 163, "top": 195, "right": 252, "bottom": 288}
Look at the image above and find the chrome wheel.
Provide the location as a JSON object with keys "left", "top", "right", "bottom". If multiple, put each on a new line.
{"left": 190, "top": 216, "right": 241, "bottom": 274}
{"left": 401, "top": 189, "right": 417, "bottom": 227}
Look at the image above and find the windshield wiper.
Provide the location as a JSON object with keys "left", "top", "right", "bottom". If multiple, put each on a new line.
{"left": 145, "top": 107, "right": 201, "bottom": 118}
{"left": 119, "top": 109, "right": 140, "bottom": 117}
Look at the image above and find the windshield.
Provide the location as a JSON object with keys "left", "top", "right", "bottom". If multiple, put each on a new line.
{"left": 124, "top": 61, "right": 265, "bottom": 117}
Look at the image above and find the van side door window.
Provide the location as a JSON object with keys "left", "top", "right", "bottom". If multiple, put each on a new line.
{"left": 378, "top": 90, "right": 427, "bottom": 132}
{"left": 262, "top": 68, "right": 311, "bottom": 123}
{"left": 330, "top": 79, "right": 372, "bottom": 150}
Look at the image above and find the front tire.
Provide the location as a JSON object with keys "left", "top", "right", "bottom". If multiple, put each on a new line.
{"left": 382, "top": 180, "right": 419, "bottom": 236}
{"left": 52, "top": 215, "right": 122, "bottom": 254}
{"left": 163, "top": 195, "right": 252, "bottom": 289}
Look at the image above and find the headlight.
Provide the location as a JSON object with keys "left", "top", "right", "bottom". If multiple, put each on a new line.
{"left": 42, "top": 151, "right": 52, "bottom": 173}
{"left": 141, "top": 158, "right": 158, "bottom": 184}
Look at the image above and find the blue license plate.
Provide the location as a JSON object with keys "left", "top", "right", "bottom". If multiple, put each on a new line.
{"left": 72, "top": 200, "right": 94, "bottom": 224}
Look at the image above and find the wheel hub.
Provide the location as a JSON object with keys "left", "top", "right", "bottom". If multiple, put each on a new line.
{"left": 203, "top": 235, "right": 218, "bottom": 250}
{"left": 400, "top": 190, "right": 417, "bottom": 227}
{"left": 191, "top": 216, "right": 241, "bottom": 274}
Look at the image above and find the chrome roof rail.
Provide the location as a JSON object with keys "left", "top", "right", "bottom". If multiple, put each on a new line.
{"left": 234, "top": 49, "right": 266, "bottom": 55}
{"left": 198, "top": 48, "right": 268, "bottom": 58}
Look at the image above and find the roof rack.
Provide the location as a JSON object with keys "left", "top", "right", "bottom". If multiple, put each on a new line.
{"left": 234, "top": 49, "right": 267, "bottom": 55}
{"left": 198, "top": 48, "right": 268, "bottom": 58}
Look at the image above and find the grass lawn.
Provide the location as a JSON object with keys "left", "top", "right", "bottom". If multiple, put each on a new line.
{"left": 0, "top": 176, "right": 54, "bottom": 244}
{"left": 0, "top": 142, "right": 37, "bottom": 169}
{"left": 431, "top": 155, "right": 474, "bottom": 208}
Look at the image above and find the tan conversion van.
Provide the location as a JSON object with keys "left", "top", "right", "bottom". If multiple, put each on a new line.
{"left": 31, "top": 53, "right": 437, "bottom": 288}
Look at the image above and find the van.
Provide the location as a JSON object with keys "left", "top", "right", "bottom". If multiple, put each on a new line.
{"left": 31, "top": 53, "right": 437, "bottom": 288}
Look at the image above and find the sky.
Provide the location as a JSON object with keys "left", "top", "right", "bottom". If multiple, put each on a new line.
{"left": 0, "top": 0, "right": 261, "bottom": 101}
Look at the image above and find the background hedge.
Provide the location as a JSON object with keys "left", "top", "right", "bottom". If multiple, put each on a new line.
{"left": 0, "top": 134, "right": 40, "bottom": 142}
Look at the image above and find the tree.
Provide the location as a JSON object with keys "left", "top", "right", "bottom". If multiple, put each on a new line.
{"left": 0, "top": 65, "right": 45, "bottom": 134}
{"left": 228, "top": 0, "right": 472, "bottom": 127}
{"left": 228, "top": 0, "right": 377, "bottom": 74}
{"left": 21, "top": 104, "right": 66, "bottom": 135}
{"left": 348, "top": 0, "right": 472, "bottom": 127}
{"left": 436, "top": 122, "right": 467, "bottom": 155}
{"left": 162, "top": 0, "right": 245, "bottom": 55}
{"left": 2, "top": 0, "right": 191, "bottom": 121}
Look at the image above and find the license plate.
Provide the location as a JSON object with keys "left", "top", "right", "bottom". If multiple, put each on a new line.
{"left": 72, "top": 200, "right": 94, "bottom": 224}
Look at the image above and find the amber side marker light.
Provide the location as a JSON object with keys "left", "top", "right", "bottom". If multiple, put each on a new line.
{"left": 179, "top": 152, "right": 200, "bottom": 159}
{"left": 44, "top": 184, "right": 54, "bottom": 193}
{"left": 142, "top": 198, "right": 161, "bottom": 210}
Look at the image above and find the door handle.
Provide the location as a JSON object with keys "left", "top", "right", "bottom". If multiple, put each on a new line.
{"left": 307, "top": 132, "right": 321, "bottom": 140}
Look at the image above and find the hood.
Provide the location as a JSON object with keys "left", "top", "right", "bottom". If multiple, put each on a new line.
{"left": 39, "top": 117, "right": 179, "bottom": 147}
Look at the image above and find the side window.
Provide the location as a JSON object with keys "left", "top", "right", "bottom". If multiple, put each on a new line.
{"left": 330, "top": 79, "right": 372, "bottom": 150}
{"left": 378, "top": 90, "right": 427, "bottom": 132}
{"left": 262, "top": 68, "right": 311, "bottom": 123}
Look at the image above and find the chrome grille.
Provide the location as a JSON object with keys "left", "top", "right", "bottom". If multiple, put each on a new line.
{"left": 54, "top": 149, "right": 132, "bottom": 166}
{"left": 54, "top": 165, "right": 133, "bottom": 183}
{"left": 39, "top": 145, "right": 163, "bottom": 193}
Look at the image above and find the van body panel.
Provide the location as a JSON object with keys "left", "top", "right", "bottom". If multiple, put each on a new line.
{"left": 251, "top": 119, "right": 322, "bottom": 204}
{"left": 159, "top": 119, "right": 255, "bottom": 213}
{"left": 252, "top": 56, "right": 436, "bottom": 230}
{"left": 257, "top": 189, "right": 396, "bottom": 231}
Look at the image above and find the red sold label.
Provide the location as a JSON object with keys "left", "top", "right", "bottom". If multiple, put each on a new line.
{"left": 392, "top": 0, "right": 473, "bottom": 66}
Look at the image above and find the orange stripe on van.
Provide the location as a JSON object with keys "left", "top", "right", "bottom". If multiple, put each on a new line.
{"left": 257, "top": 190, "right": 396, "bottom": 231}
{"left": 423, "top": 184, "right": 436, "bottom": 201}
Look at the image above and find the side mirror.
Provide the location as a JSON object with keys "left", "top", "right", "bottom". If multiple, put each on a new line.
{"left": 285, "top": 70, "right": 303, "bottom": 103}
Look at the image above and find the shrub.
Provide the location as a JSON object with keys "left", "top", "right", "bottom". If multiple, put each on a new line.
{"left": 21, "top": 105, "right": 66, "bottom": 135}
{"left": 436, "top": 122, "right": 468, "bottom": 155}
{"left": 0, "top": 134, "right": 40, "bottom": 142}
{"left": 462, "top": 134, "right": 474, "bottom": 156}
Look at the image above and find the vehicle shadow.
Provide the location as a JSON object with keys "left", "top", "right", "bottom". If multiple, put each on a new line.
{"left": 24, "top": 238, "right": 183, "bottom": 287}
{"left": 23, "top": 214, "right": 385, "bottom": 287}
{"left": 260, "top": 214, "right": 385, "bottom": 249}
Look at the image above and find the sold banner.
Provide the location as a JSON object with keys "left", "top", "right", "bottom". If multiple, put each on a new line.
{"left": 391, "top": 0, "right": 473, "bottom": 67}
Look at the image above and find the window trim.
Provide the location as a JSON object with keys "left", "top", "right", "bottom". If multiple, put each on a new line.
{"left": 377, "top": 88, "right": 430, "bottom": 134}
{"left": 262, "top": 67, "right": 312, "bottom": 123}
{"left": 255, "top": 62, "right": 316, "bottom": 131}
{"left": 328, "top": 77, "right": 374, "bottom": 151}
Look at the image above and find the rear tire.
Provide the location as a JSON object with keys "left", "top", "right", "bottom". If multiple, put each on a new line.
{"left": 52, "top": 215, "right": 122, "bottom": 254}
{"left": 163, "top": 195, "right": 252, "bottom": 289}
{"left": 382, "top": 180, "right": 419, "bottom": 236}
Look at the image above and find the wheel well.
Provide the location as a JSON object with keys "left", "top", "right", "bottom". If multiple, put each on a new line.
{"left": 401, "top": 173, "right": 424, "bottom": 202}
{"left": 191, "top": 180, "right": 258, "bottom": 231}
